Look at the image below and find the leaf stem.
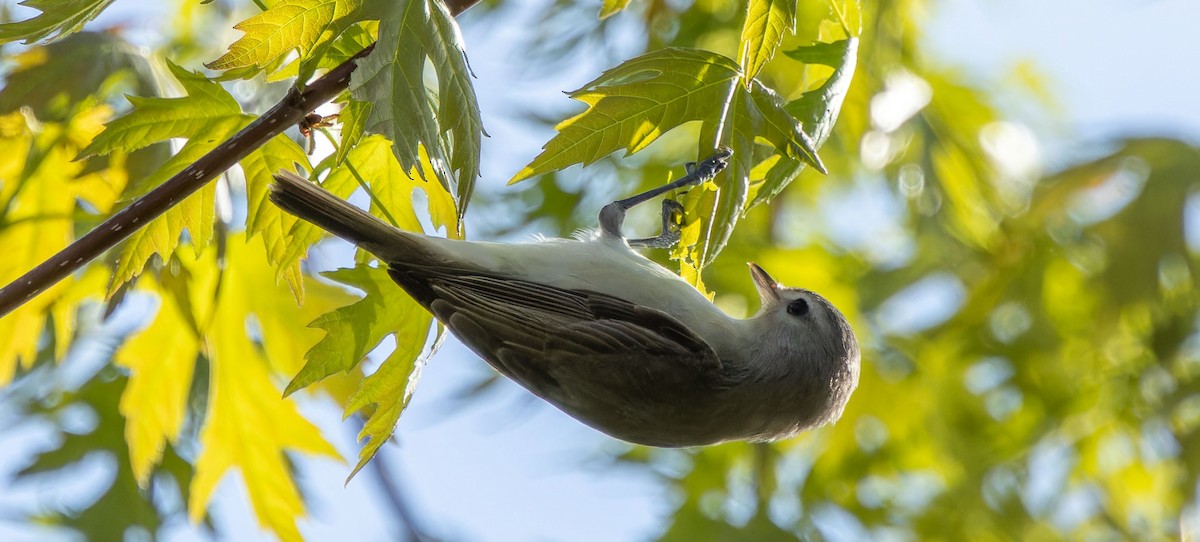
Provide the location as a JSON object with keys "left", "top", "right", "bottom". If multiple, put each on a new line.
{"left": 824, "top": 0, "right": 852, "bottom": 36}
{"left": 345, "top": 161, "right": 401, "bottom": 228}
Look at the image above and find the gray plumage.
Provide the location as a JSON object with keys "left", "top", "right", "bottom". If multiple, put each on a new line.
{"left": 270, "top": 168, "right": 860, "bottom": 447}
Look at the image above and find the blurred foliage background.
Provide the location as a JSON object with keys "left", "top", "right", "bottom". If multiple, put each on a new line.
{"left": 0, "top": 0, "right": 1198, "bottom": 540}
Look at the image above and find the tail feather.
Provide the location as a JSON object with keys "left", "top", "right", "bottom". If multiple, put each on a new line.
{"left": 269, "top": 170, "right": 419, "bottom": 262}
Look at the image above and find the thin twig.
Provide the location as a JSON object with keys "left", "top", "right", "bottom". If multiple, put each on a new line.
{"left": 0, "top": 0, "right": 483, "bottom": 317}
{"left": 0, "top": 45, "right": 368, "bottom": 316}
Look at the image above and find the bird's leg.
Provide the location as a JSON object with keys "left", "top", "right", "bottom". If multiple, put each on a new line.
{"left": 628, "top": 200, "right": 685, "bottom": 248}
{"left": 599, "top": 147, "right": 732, "bottom": 242}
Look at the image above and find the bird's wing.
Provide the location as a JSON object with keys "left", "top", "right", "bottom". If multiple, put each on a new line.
{"left": 387, "top": 264, "right": 726, "bottom": 399}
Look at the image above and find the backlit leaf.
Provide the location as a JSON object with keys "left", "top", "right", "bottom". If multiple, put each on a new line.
{"left": 240, "top": 135, "right": 313, "bottom": 301}
{"left": 115, "top": 279, "right": 201, "bottom": 486}
{"left": 0, "top": 112, "right": 108, "bottom": 382}
{"left": 285, "top": 265, "right": 425, "bottom": 395}
{"left": 510, "top": 46, "right": 841, "bottom": 265}
{"left": 0, "top": 0, "right": 115, "bottom": 44}
{"left": 86, "top": 62, "right": 253, "bottom": 294}
{"left": 187, "top": 237, "right": 341, "bottom": 542}
{"left": 344, "top": 314, "right": 436, "bottom": 479}
{"left": 509, "top": 48, "right": 744, "bottom": 183}
{"left": 205, "top": 0, "right": 365, "bottom": 76}
{"left": 352, "top": 0, "right": 483, "bottom": 218}
{"left": 752, "top": 37, "right": 857, "bottom": 207}
{"left": 739, "top": 0, "right": 797, "bottom": 81}
{"left": 82, "top": 62, "right": 245, "bottom": 157}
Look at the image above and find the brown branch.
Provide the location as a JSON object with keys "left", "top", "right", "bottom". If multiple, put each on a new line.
{"left": 0, "top": 0, "right": 482, "bottom": 318}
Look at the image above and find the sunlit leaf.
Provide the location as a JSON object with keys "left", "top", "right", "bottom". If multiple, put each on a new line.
{"left": 205, "top": 0, "right": 364, "bottom": 77}
{"left": 187, "top": 236, "right": 340, "bottom": 542}
{"left": 509, "top": 48, "right": 744, "bottom": 183}
{"left": 352, "top": 0, "right": 483, "bottom": 218}
{"left": 85, "top": 62, "right": 252, "bottom": 294}
{"left": 0, "top": 0, "right": 115, "bottom": 44}
{"left": 751, "top": 37, "right": 857, "bottom": 207}
{"left": 106, "top": 136, "right": 227, "bottom": 296}
{"left": 511, "top": 46, "right": 840, "bottom": 265}
{"left": 285, "top": 265, "right": 426, "bottom": 394}
{"left": 239, "top": 135, "right": 313, "bottom": 301}
{"left": 739, "top": 0, "right": 796, "bottom": 81}
{"left": 344, "top": 317, "right": 436, "bottom": 479}
{"left": 333, "top": 99, "right": 371, "bottom": 166}
{"left": 81, "top": 62, "right": 245, "bottom": 157}
{"left": 0, "top": 116, "right": 101, "bottom": 382}
{"left": 115, "top": 279, "right": 201, "bottom": 486}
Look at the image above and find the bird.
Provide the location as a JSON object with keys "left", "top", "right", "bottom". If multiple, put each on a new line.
{"left": 269, "top": 148, "right": 860, "bottom": 447}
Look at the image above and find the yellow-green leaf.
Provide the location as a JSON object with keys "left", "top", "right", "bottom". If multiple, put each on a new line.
{"left": 285, "top": 265, "right": 427, "bottom": 395}
{"left": 82, "top": 62, "right": 244, "bottom": 157}
{"left": 205, "top": 0, "right": 364, "bottom": 74}
{"left": 509, "top": 48, "right": 743, "bottom": 184}
{"left": 739, "top": 0, "right": 796, "bottom": 81}
{"left": 0, "top": 122, "right": 87, "bottom": 382}
{"left": 240, "top": 135, "right": 313, "bottom": 301}
{"left": 344, "top": 320, "right": 435, "bottom": 479}
{"left": 187, "top": 236, "right": 340, "bottom": 542}
{"left": 352, "top": 0, "right": 483, "bottom": 218}
{"left": 92, "top": 63, "right": 253, "bottom": 294}
{"left": 0, "top": 0, "right": 116, "bottom": 44}
{"left": 115, "top": 278, "right": 201, "bottom": 486}
{"left": 333, "top": 99, "right": 371, "bottom": 167}
{"left": 106, "top": 136, "right": 230, "bottom": 296}
{"left": 233, "top": 234, "right": 356, "bottom": 378}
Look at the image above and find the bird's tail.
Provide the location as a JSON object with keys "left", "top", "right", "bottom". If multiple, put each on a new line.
{"left": 269, "top": 170, "right": 422, "bottom": 262}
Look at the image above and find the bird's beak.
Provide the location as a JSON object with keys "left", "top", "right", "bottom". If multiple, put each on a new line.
{"left": 748, "top": 263, "right": 781, "bottom": 306}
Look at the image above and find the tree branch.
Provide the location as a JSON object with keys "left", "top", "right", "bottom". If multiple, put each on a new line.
{"left": 0, "top": 0, "right": 482, "bottom": 318}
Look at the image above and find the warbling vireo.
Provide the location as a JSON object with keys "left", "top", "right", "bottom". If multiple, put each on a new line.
{"left": 270, "top": 149, "right": 860, "bottom": 446}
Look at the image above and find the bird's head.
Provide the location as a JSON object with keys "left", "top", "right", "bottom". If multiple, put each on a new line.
{"left": 745, "top": 263, "right": 861, "bottom": 430}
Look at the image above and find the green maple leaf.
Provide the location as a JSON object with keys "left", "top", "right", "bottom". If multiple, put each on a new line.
{"left": 0, "top": 0, "right": 116, "bottom": 44}
{"left": 81, "top": 61, "right": 245, "bottom": 157}
{"left": 278, "top": 136, "right": 459, "bottom": 476}
{"left": 283, "top": 134, "right": 454, "bottom": 393}
{"left": 511, "top": 46, "right": 838, "bottom": 266}
{"left": 240, "top": 137, "right": 313, "bottom": 301}
{"left": 287, "top": 265, "right": 433, "bottom": 479}
{"left": 351, "top": 0, "right": 484, "bottom": 219}
{"left": 205, "top": 0, "right": 365, "bottom": 80}
{"left": 334, "top": 99, "right": 372, "bottom": 166}
{"left": 746, "top": 37, "right": 858, "bottom": 208}
{"left": 81, "top": 61, "right": 254, "bottom": 294}
{"left": 739, "top": 0, "right": 797, "bottom": 81}
{"left": 176, "top": 235, "right": 342, "bottom": 542}
{"left": 345, "top": 323, "right": 440, "bottom": 479}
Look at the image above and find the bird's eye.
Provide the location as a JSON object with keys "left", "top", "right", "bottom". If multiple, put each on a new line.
{"left": 787, "top": 299, "right": 809, "bottom": 316}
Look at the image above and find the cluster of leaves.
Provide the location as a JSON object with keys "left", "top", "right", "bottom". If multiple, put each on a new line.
{"left": 511, "top": 1, "right": 858, "bottom": 286}
{"left": 571, "top": 0, "right": 1198, "bottom": 540}
{"left": 0, "top": 0, "right": 860, "bottom": 538}
{"left": 0, "top": 0, "right": 472, "bottom": 539}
